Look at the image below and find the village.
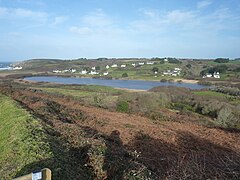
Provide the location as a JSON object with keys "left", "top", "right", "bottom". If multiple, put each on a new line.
{"left": 51, "top": 59, "right": 185, "bottom": 78}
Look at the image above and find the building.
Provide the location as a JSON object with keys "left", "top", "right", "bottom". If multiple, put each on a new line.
{"left": 147, "top": 62, "right": 154, "bottom": 65}
{"left": 174, "top": 68, "right": 181, "bottom": 71}
{"left": 121, "top": 64, "right": 126, "bottom": 68}
{"left": 71, "top": 69, "right": 76, "bottom": 73}
{"left": 111, "top": 64, "right": 118, "bottom": 68}
{"left": 13, "top": 66, "right": 23, "bottom": 70}
{"left": 103, "top": 72, "right": 108, "bottom": 76}
{"left": 89, "top": 71, "right": 99, "bottom": 75}
{"left": 213, "top": 72, "right": 220, "bottom": 78}
{"left": 106, "top": 65, "right": 110, "bottom": 69}
{"left": 81, "top": 70, "right": 87, "bottom": 75}
{"left": 138, "top": 62, "right": 144, "bottom": 65}
{"left": 53, "top": 70, "right": 62, "bottom": 73}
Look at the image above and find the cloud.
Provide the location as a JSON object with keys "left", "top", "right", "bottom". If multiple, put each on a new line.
{"left": 52, "top": 16, "right": 67, "bottom": 25}
{"left": 0, "top": 6, "right": 48, "bottom": 22}
{"left": 69, "top": 9, "right": 124, "bottom": 37}
{"left": 69, "top": 26, "right": 93, "bottom": 35}
{"left": 81, "top": 9, "right": 113, "bottom": 27}
{"left": 197, "top": 0, "right": 212, "bottom": 9}
{"left": 165, "top": 10, "right": 195, "bottom": 24}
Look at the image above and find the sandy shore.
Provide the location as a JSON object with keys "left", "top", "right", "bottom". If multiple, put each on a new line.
{"left": 174, "top": 79, "right": 199, "bottom": 84}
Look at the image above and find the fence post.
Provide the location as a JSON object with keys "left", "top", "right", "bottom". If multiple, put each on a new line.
{"left": 13, "top": 168, "right": 51, "bottom": 180}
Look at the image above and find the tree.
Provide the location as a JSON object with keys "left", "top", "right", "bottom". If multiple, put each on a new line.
{"left": 152, "top": 67, "right": 159, "bottom": 72}
{"left": 214, "top": 58, "right": 229, "bottom": 63}
{"left": 96, "top": 66, "right": 101, "bottom": 70}
{"left": 186, "top": 64, "right": 192, "bottom": 69}
{"left": 122, "top": 73, "right": 128, "bottom": 77}
{"left": 168, "top": 58, "right": 181, "bottom": 64}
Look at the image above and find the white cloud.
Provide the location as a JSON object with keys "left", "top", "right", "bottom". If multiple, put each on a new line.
{"left": 81, "top": 9, "right": 112, "bottom": 27}
{"left": 52, "top": 16, "right": 67, "bottom": 25}
{"left": 165, "top": 10, "right": 195, "bottom": 24}
{"left": 0, "top": 6, "right": 48, "bottom": 22}
{"left": 69, "top": 26, "right": 93, "bottom": 35}
{"left": 69, "top": 9, "right": 124, "bottom": 37}
{"left": 197, "top": 0, "right": 212, "bottom": 9}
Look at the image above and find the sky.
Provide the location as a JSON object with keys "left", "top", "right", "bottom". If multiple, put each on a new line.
{"left": 0, "top": 0, "right": 240, "bottom": 62}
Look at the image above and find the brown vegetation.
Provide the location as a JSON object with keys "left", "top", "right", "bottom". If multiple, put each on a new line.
{"left": 0, "top": 82, "right": 239, "bottom": 179}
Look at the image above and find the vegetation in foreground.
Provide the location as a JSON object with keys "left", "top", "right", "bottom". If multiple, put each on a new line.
{"left": 0, "top": 80, "right": 239, "bottom": 179}
{"left": 0, "top": 94, "right": 51, "bottom": 179}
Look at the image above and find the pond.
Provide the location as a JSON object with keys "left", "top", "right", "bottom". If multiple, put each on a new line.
{"left": 24, "top": 76, "right": 207, "bottom": 90}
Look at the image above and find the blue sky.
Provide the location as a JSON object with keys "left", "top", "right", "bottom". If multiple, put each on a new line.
{"left": 0, "top": 0, "right": 240, "bottom": 61}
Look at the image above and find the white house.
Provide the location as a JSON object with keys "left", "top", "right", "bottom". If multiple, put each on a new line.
{"left": 91, "top": 66, "right": 96, "bottom": 70}
{"left": 174, "top": 68, "right": 182, "bottom": 71}
{"left": 147, "top": 62, "right": 154, "bottom": 65}
{"left": 213, "top": 72, "right": 220, "bottom": 79}
{"left": 132, "top": 63, "right": 136, "bottom": 67}
{"left": 81, "top": 70, "right": 87, "bottom": 75}
{"left": 71, "top": 69, "right": 76, "bottom": 73}
{"left": 138, "top": 62, "right": 144, "bottom": 65}
{"left": 203, "top": 73, "right": 212, "bottom": 78}
{"left": 154, "top": 71, "right": 158, "bottom": 74}
{"left": 121, "top": 64, "right": 126, "bottom": 68}
{"left": 106, "top": 65, "right": 110, "bottom": 69}
{"left": 111, "top": 64, "right": 118, "bottom": 68}
{"left": 103, "top": 72, "right": 109, "bottom": 76}
{"left": 164, "top": 58, "right": 168, "bottom": 62}
{"left": 53, "top": 70, "right": 62, "bottom": 73}
{"left": 163, "top": 70, "right": 172, "bottom": 75}
{"left": 13, "top": 66, "right": 22, "bottom": 70}
{"left": 89, "top": 71, "right": 99, "bottom": 75}
{"left": 172, "top": 73, "right": 177, "bottom": 77}
{"left": 63, "top": 69, "right": 70, "bottom": 73}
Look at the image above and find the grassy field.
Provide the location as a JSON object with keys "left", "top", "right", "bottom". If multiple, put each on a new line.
{"left": 0, "top": 94, "right": 51, "bottom": 179}
{"left": 193, "top": 90, "right": 240, "bottom": 105}
{"left": 193, "top": 91, "right": 226, "bottom": 97}
{"left": 36, "top": 84, "right": 124, "bottom": 96}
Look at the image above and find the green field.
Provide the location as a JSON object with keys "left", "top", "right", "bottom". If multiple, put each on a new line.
{"left": 193, "top": 91, "right": 226, "bottom": 97}
{"left": 0, "top": 94, "right": 51, "bottom": 179}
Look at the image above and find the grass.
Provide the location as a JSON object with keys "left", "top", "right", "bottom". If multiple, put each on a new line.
{"left": 37, "top": 85, "right": 124, "bottom": 97}
{"left": 0, "top": 94, "right": 51, "bottom": 179}
{"left": 193, "top": 91, "right": 226, "bottom": 97}
{"left": 39, "top": 87, "right": 96, "bottom": 98}
{"left": 193, "top": 90, "right": 240, "bottom": 105}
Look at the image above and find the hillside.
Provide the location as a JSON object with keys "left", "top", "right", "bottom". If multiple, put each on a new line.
{"left": 0, "top": 80, "right": 239, "bottom": 179}
{"left": 0, "top": 94, "right": 51, "bottom": 179}
{"left": 13, "top": 58, "right": 240, "bottom": 82}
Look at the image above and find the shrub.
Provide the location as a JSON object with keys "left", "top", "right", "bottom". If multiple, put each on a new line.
{"left": 116, "top": 101, "right": 129, "bottom": 113}
{"left": 214, "top": 58, "right": 229, "bottom": 63}
{"left": 197, "top": 81, "right": 212, "bottom": 86}
{"left": 122, "top": 73, "right": 128, "bottom": 77}
{"left": 152, "top": 67, "right": 159, "bottom": 72}
{"left": 186, "top": 64, "right": 192, "bottom": 68}
{"left": 160, "top": 79, "right": 167, "bottom": 82}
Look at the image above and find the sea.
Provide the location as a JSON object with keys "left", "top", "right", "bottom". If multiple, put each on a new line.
{"left": 0, "top": 62, "right": 12, "bottom": 70}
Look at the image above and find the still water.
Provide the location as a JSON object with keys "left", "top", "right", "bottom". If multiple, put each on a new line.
{"left": 24, "top": 76, "right": 207, "bottom": 90}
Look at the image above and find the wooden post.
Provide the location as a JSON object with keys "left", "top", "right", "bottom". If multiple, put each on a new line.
{"left": 13, "top": 168, "right": 51, "bottom": 180}
{"left": 42, "top": 168, "right": 51, "bottom": 180}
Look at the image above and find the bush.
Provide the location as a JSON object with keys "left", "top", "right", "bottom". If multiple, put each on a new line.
{"left": 152, "top": 67, "right": 159, "bottom": 72}
{"left": 197, "top": 81, "right": 212, "bottom": 86}
{"left": 214, "top": 58, "right": 229, "bottom": 63}
{"left": 116, "top": 101, "right": 129, "bottom": 113}
{"left": 122, "top": 73, "right": 128, "bottom": 77}
{"left": 160, "top": 79, "right": 167, "bottom": 82}
{"left": 186, "top": 64, "right": 192, "bottom": 68}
